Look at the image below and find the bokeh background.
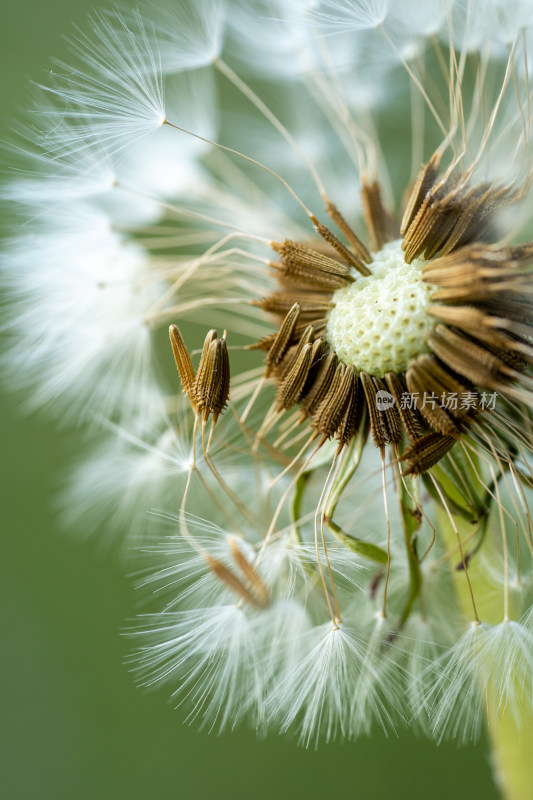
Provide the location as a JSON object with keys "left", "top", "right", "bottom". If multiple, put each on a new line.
{"left": 0, "top": 2, "right": 501, "bottom": 798}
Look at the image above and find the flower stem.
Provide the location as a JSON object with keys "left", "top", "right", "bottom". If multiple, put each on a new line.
{"left": 487, "top": 704, "right": 533, "bottom": 800}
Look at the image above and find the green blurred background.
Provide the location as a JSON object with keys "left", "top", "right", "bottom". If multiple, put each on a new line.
{"left": 0, "top": 2, "right": 500, "bottom": 798}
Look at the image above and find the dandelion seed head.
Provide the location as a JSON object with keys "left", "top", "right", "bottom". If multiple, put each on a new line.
{"left": 4, "top": 0, "right": 533, "bottom": 749}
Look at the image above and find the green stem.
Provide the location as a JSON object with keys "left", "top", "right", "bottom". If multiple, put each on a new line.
{"left": 396, "top": 473, "right": 423, "bottom": 628}
{"left": 488, "top": 705, "right": 533, "bottom": 800}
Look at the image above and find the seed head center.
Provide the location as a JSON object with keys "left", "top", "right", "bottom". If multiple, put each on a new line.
{"left": 326, "top": 240, "right": 435, "bottom": 377}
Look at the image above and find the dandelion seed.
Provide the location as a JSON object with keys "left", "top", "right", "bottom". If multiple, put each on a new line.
{"left": 134, "top": 0, "right": 226, "bottom": 74}
{"left": 36, "top": 11, "right": 166, "bottom": 156}
{"left": 428, "top": 620, "right": 533, "bottom": 743}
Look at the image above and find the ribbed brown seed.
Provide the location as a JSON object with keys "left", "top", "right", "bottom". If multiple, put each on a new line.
{"left": 385, "top": 371, "right": 424, "bottom": 441}
{"left": 360, "top": 372, "right": 402, "bottom": 447}
{"left": 428, "top": 283, "right": 530, "bottom": 303}
{"left": 204, "top": 554, "right": 267, "bottom": 609}
{"left": 432, "top": 185, "right": 494, "bottom": 258}
{"left": 312, "top": 362, "right": 353, "bottom": 439}
{"left": 421, "top": 184, "right": 487, "bottom": 261}
{"left": 361, "top": 372, "right": 387, "bottom": 447}
{"left": 428, "top": 305, "right": 530, "bottom": 356}
{"left": 229, "top": 538, "right": 270, "bottom": 606}
{"left": 272, "top": 240, "right": 352, "bottom": 276}
{"left": 299, "top": 351, "right": 338, "bottom": 416}
{"left": 194, "top": 328, "right": 216, "bottom": 381}
{"left": 402, "top": 177, "right": 458, "bottom": 263}
{"left": 427, "top": 325, "right": 508, "bottom": 388}
{"left": 400, "top": 432, "right": 457, "bottom": 475}
{"left": 312, "top": 218, "right": 371, "bottom": 276}
{"left": 424, "top": 268, "right": 529, "bottom": 288}
{"left": 194, "top": 330, "right": 221, "bottom": 421}
{"left": 278, "top": 325, "right": 314, "bottom": 381}
{"left": 423, "top": 242, "right": 533, "bottom": 277}
{"left": 423, "top": 262, "right": 533, "bottom": 297}
{"left": 271, "top": 239, "right": 354, "bottom": 289}
{"left": 361, "top": 179, "right": 396, "bottom": 253}
{"left": 302, "top": 338, "right": 326, "bottom": 395}
{"left": 254, "top": 293, "right": 334, "bottom": 320}
{"left": 211, "top": 337, "right": 230, "bottom": 423}
{"left": 481, "top": 297, "right": 533, "bottom": 327}
{"left": 169, "top": 324, "right": 196, "bottom": 406}
{"left": 473, "top": 338, "right": 529, "bottom": 373}
{"left": 325, "top": 200, "right": 372, "bottom": 263}
{"left": 277, "top": 338, "right": 325, "bottom": 413}
{"left": 263, "top": 302, "right": 300, "bottom": 375}
{"left": 271, "top": 261, "right": 352, "bottom": 291}
{"left": 400, "top": 154, "right": 441, "bottom": 235}
{"left": 422, "top": 263, "right": 486, "bottom": 288}
{"left": 402, "top": 175, "right": 504, "bottom": 263}
{"left": 412, "top": 353, "right": 476, "bottom": 404}
{"left": 406, "top": 358, "right": 464, "bottom": 436}
{"left": 376, "top": 376, "right": 402, "bottom": 444}
{"left": 336, "top": 372, "right": 363, "bottom": 448}
{"left": 294, "top": 318, "right": 328, "bottom": 341}
{"left": 276, "top": 343, "right": 314, "bottom": 411}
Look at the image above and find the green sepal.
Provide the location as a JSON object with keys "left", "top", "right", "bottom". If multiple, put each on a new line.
{"left": 324, "top": 409, "right": 368, "bottom": 521}
{"left": 327, "top": 519, "right": 389, "bottom": 564}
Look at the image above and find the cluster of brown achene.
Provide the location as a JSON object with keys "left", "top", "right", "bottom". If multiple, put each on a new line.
{"left": 249, "top": 160, "right": 533, "bottom": 474}
{"left": 169, "top": 324, "right": 230, "bottom": 427}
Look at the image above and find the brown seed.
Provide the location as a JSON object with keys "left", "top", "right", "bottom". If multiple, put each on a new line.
{"left": 400, "top": 432, "right": 457, "bottom": 475}
{"left": 302, "top": 338, "right": 327, "bottom": 398}
{"left": 336, "top": 371, "right": 363, "bottom": 448}
{"left": 361, "top": 179, "right": 396, "bottom": 253}
{"left": 361, "top": 372, "right": 402, "bottom": 447}
{"left": 428, "top": 305, "right": 531, "bottom": 357}
{"left": 254, "top": 292, "right": 334, "bottom": 320}
{"left": 432, "top": 185, "right": 494, "bottom": 258}
{"left": 400, "top": 154, "right": 441, "bottom": 235}
{"left": 211, "top": 336, "right": 230, "bottom": 424}
{"left": 311, "top": 218, "right": 372, "bottom": 276}
{"left": 204, "top": 554, "right": 268, "bottom": 609}
{"left": 402, "top": 175, "right": 459, "bottom": 263}
{"left": 313, "top": 362, "right": 353, "bottom": 439}
{"left": 169, "top": 324, "right": 196, "bottom": 406}
{"left": 385, "top": 372, "right": 424, "bottom": 441}
{"left": 427, "top": 324, "right": 506, "bottom": 388}
{"left": 229, "top": 537, "right": 270, "bottom": 607}
{"left": 325, "top": 200, "right": 372, "bottom": 263}
{"left": 272, "top": 240, "right": 352, "bottom": 276}
{"left": 276, "top": 342, "right": 314, "bottom": 411}
{"left": 271, "top": 261, "right": 352, "bottom": 291}
{"left": 402, "top": 174, "right": 507, "bottom": 263}
{"left": 299, "top": 351, "right": 338, "bottom": 417}
{"left": 194, "top": 330, "right": 230, "bottom": 423}
{"left": 279, "top": 325, "right": 315, "bottom": 380}
{"left": 271, "top": 239, "right": 355, "bottom": 290}
{"left": 406, "top": 359, "right": 464, "bottom": 436}
{"left": 195, "top": 337, "right": 219, "bottom": 421}
{"left": 264, "top": 302, "right": 301, "bottom": 375}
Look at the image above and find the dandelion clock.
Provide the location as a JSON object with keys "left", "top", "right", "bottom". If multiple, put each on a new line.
{"left": 3, "top": 2, "right": 533, "bottom": 798}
